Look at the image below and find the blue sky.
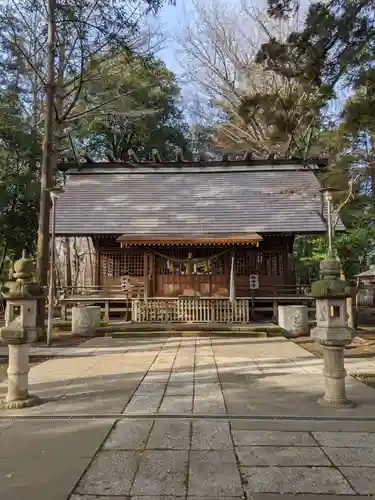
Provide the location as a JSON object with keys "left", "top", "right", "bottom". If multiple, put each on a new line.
{"left": 157, "top": 1, "right": 189, "bottom": 75}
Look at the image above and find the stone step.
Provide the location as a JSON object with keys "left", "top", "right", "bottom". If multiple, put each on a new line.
{"left": 108, "top": 330, "right": 269, "bottom": 338}
{"left": 105, "top": 322, "right": 283, "bottom": 338}
{"left": 52, "top": 319, "right": 284, "bottom": 337}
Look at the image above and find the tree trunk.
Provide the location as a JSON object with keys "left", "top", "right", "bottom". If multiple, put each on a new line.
{"left": 35, "top": 0, "right": 56, "bottom": 338}
{"left": 0, "top": 241, "right": 9, "bottom": 277}
{"left": 86, "top": 237, "right": 94, "bottom": 286}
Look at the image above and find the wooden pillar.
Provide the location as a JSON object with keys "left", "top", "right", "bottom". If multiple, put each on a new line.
{"left": 229, "top": 249, "right": 236, "bottom": 301}
{"left": 95, "top": 250, "right": 101, "bottom": 287}
{"left": 60, "top": 303, "right": 67, "bottom": 321}
{"left": 272, "top": 299, "right": 278, "bottom": 322}
{"left": 64, "top": 236, "right": 72, "bottom": 288}
{"left": 143, "top": 251, "right": 149, "bottom": 301}
{"left": 285, "top": 235, "right": 295, "bottom": 285}
{"left": 104, "top": 300, "right": 109, "bottom": 321}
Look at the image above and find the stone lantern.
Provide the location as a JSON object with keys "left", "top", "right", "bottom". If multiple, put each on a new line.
{"left": 0, "top": 252, "right": 46, "bottom": 409}
{"left": 310, "top": 256, "right": 355, "bottom": 408}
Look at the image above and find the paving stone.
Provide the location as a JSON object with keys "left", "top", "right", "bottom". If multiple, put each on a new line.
{"left": 241, "top": 466, "right": 355, "bottom": 494}
{"left": 131, "top": 450, "right": 188, "bottom": 496}
{"left": 146, "top": 420, "right": 191, "bottom": 450}
{"left": 187, "top": 498, "right": 244, "bottom": 500}
{"left": 189, "top": 450, "right": 243, "bottom": 497}
{"left": 0, "top": 420, "right": 113, "bottom": 458}
{"left": 0, "top": 456, "right": 92, "bottom": 500}
{"left": 194, "top": 372, "right": 219, "bottom": 383}
{"left": 158, "top": 395, "right": 193, "bottom": 413}
{"left": 71, "top": 496, "right": 129, "bottom": 499}
{"left": 169, "top": 371, "right": 194, "bottom": 383}
{"left": 75, "top": 451, "right": 141, "bottom": 496}
{"left": 151, "top": 363, "right": 174, "bottom": 372}
{"left": 194, "top": 382, "right": 222, "bottom": 395}
{"left": 313, "top": 431, "right": 375, "bottom": 448}
{"left": 0, "top": 421, "right": 14, "bottom": 435}
{"left": 102, "top": 420, "right": 153, "bottom": 450}
{"left": 324, "top": 447, "right": 375, "bottom": 467}
{"left": 173, "top": 359, "right": 194, "bottom": 368}
{"left": 132, "top": 497, "right": 185, "bottom": 500}
{"left": 237, "top": 446, "right": 330, "bottom": 466}
{"left": 143, "top": 371, "right": 170, "bottom": 382}
{"left": 219, "top": 365, "right": 263, "bottom": 377}
{"left": 248, "top": 495, "right": 368, "bottom": 500}
{"left": 232, "top": 430, "right": 316, "bottom": 447}
{"left": 192, "top": 421, "right": 232, "bottom": 450}
{"left": 193, "top": 395, "right": 226, "bottom": 414}
{"left": 229, "top": 419, "right": 375, "bottom": 433}
{"left": 123, "top": 394, "right": 163, "bottom": 413}
{"left": 339, "top": 467, "right": 375, "bottom": 495}
{"left": 135, "top": 381, "right": 166, "bottom": 395}
{"left": 165, "top": 382, "right": 194, "bottom": 396}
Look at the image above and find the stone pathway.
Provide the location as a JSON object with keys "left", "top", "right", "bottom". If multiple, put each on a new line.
{"left": 72, "top": 418, "right": 375, "bottom": 498}
{"left": 0, "top": 336, "right": 375, "bottom": 499}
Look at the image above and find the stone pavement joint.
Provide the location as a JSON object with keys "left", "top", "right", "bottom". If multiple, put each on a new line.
{"left": 0, "top": 335, "right": 374, "bottom": 499}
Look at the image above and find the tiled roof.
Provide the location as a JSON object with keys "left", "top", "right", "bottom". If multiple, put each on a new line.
{"left": 54, "top": 162, "right": 343, "bottom": 235}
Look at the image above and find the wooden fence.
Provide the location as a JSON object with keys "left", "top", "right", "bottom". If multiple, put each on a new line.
{"left": 132, "top": 297, "right": 251, "bottom": 323}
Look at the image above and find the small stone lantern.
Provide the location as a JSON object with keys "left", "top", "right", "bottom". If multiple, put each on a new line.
{"left": 310, "top": 256, "right": 355, "bottom": 408}
{"left": 0, "top": 252, "right": 46, "bottom": 409}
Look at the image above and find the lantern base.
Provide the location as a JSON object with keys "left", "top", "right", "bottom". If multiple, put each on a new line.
{"left": 0, "top": 394, "right": 41, "bottom": 410}
{"left": 317, "top": 396, "right": 356, "bottom": 409}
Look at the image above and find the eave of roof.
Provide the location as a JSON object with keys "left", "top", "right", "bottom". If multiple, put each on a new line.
{"left": 117, "top": 232, "right": 263, "bottom": 246}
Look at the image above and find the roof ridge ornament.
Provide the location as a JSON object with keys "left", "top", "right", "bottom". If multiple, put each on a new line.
{"left": 105, "top": 151, "right": 119, "bottom": 162}
{"left": 152, "top": 149, "right": 161, "bottom": 163}
{"left": 198, "top": 151, "right": 206, "bottom": 162}
{"left": 128, "top": 149, "right": 139, "bottom": 163}
{"left": 57, "top": 153, "right": 329, "bottom": 171}
{"left": 175, "top": 148, "right": 185, "bottom": 162}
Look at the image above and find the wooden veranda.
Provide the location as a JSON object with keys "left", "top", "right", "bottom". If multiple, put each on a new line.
{"left": 58, "top": 283, "right": 314, "bottom": 322}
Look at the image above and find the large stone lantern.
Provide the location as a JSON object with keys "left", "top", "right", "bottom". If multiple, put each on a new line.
{"left": 310, "top": 256, "right": 355, "bottom": 408}
{"left": 309, "top": 187, "right": 356, "bottom": 408}
{"left": 0, "top": 252, "right": 46, "bottom": 409}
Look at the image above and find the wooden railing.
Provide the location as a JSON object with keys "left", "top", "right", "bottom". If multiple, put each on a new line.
{"left": 59, "top": 285, "right": 123, "bottom": 297}
{"left": 59, "top": 283, "right": 144, "bottom": 298}
{"left": 357, "top": 287, "right": 375, "bottom": 308}
{"left": 59, "top": 284, "right": 310, "bottom": 298}
{"left": 256, "top": 284, "right": 311, "bottom": 296}
{"left": 131, "top": 297, "right": 251, "bottom": 323}
{"left": 57, "top": 284, "right": 314, "bottom": 322}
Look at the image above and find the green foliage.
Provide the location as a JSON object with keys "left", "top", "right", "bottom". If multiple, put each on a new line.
{"left": 0, "top": 0, "right": 182, "bottom": 279}
{"left": 0, "top": 90, "right": 40, "bottom": 278}
{"left": 293, "top": 236, "right": 327, "bottom": 284}
{"left": 259, "top": 0, "right": 375, "bottom": 283}
{"left": 264, "top": 0, "right": 374, "bottom": 87}
{"left": 72, "top": 55, "right": 189, "bottom": 160}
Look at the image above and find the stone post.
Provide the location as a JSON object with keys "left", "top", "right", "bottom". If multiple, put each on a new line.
{"left": 0, "top": 254, "right": 46, "bottom": 409}
{"left": 278, "top": 305, "right": 308, "bottom": 337}
{"left": 71, "top": 305, "right": 101, "bottom": 336}
{"left": 310, "top": 257, "right": 355, "bottom": 408}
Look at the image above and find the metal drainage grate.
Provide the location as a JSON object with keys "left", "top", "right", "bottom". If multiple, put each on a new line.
{"left": 0, "top": 413, "right": 374, "bottom": 421}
